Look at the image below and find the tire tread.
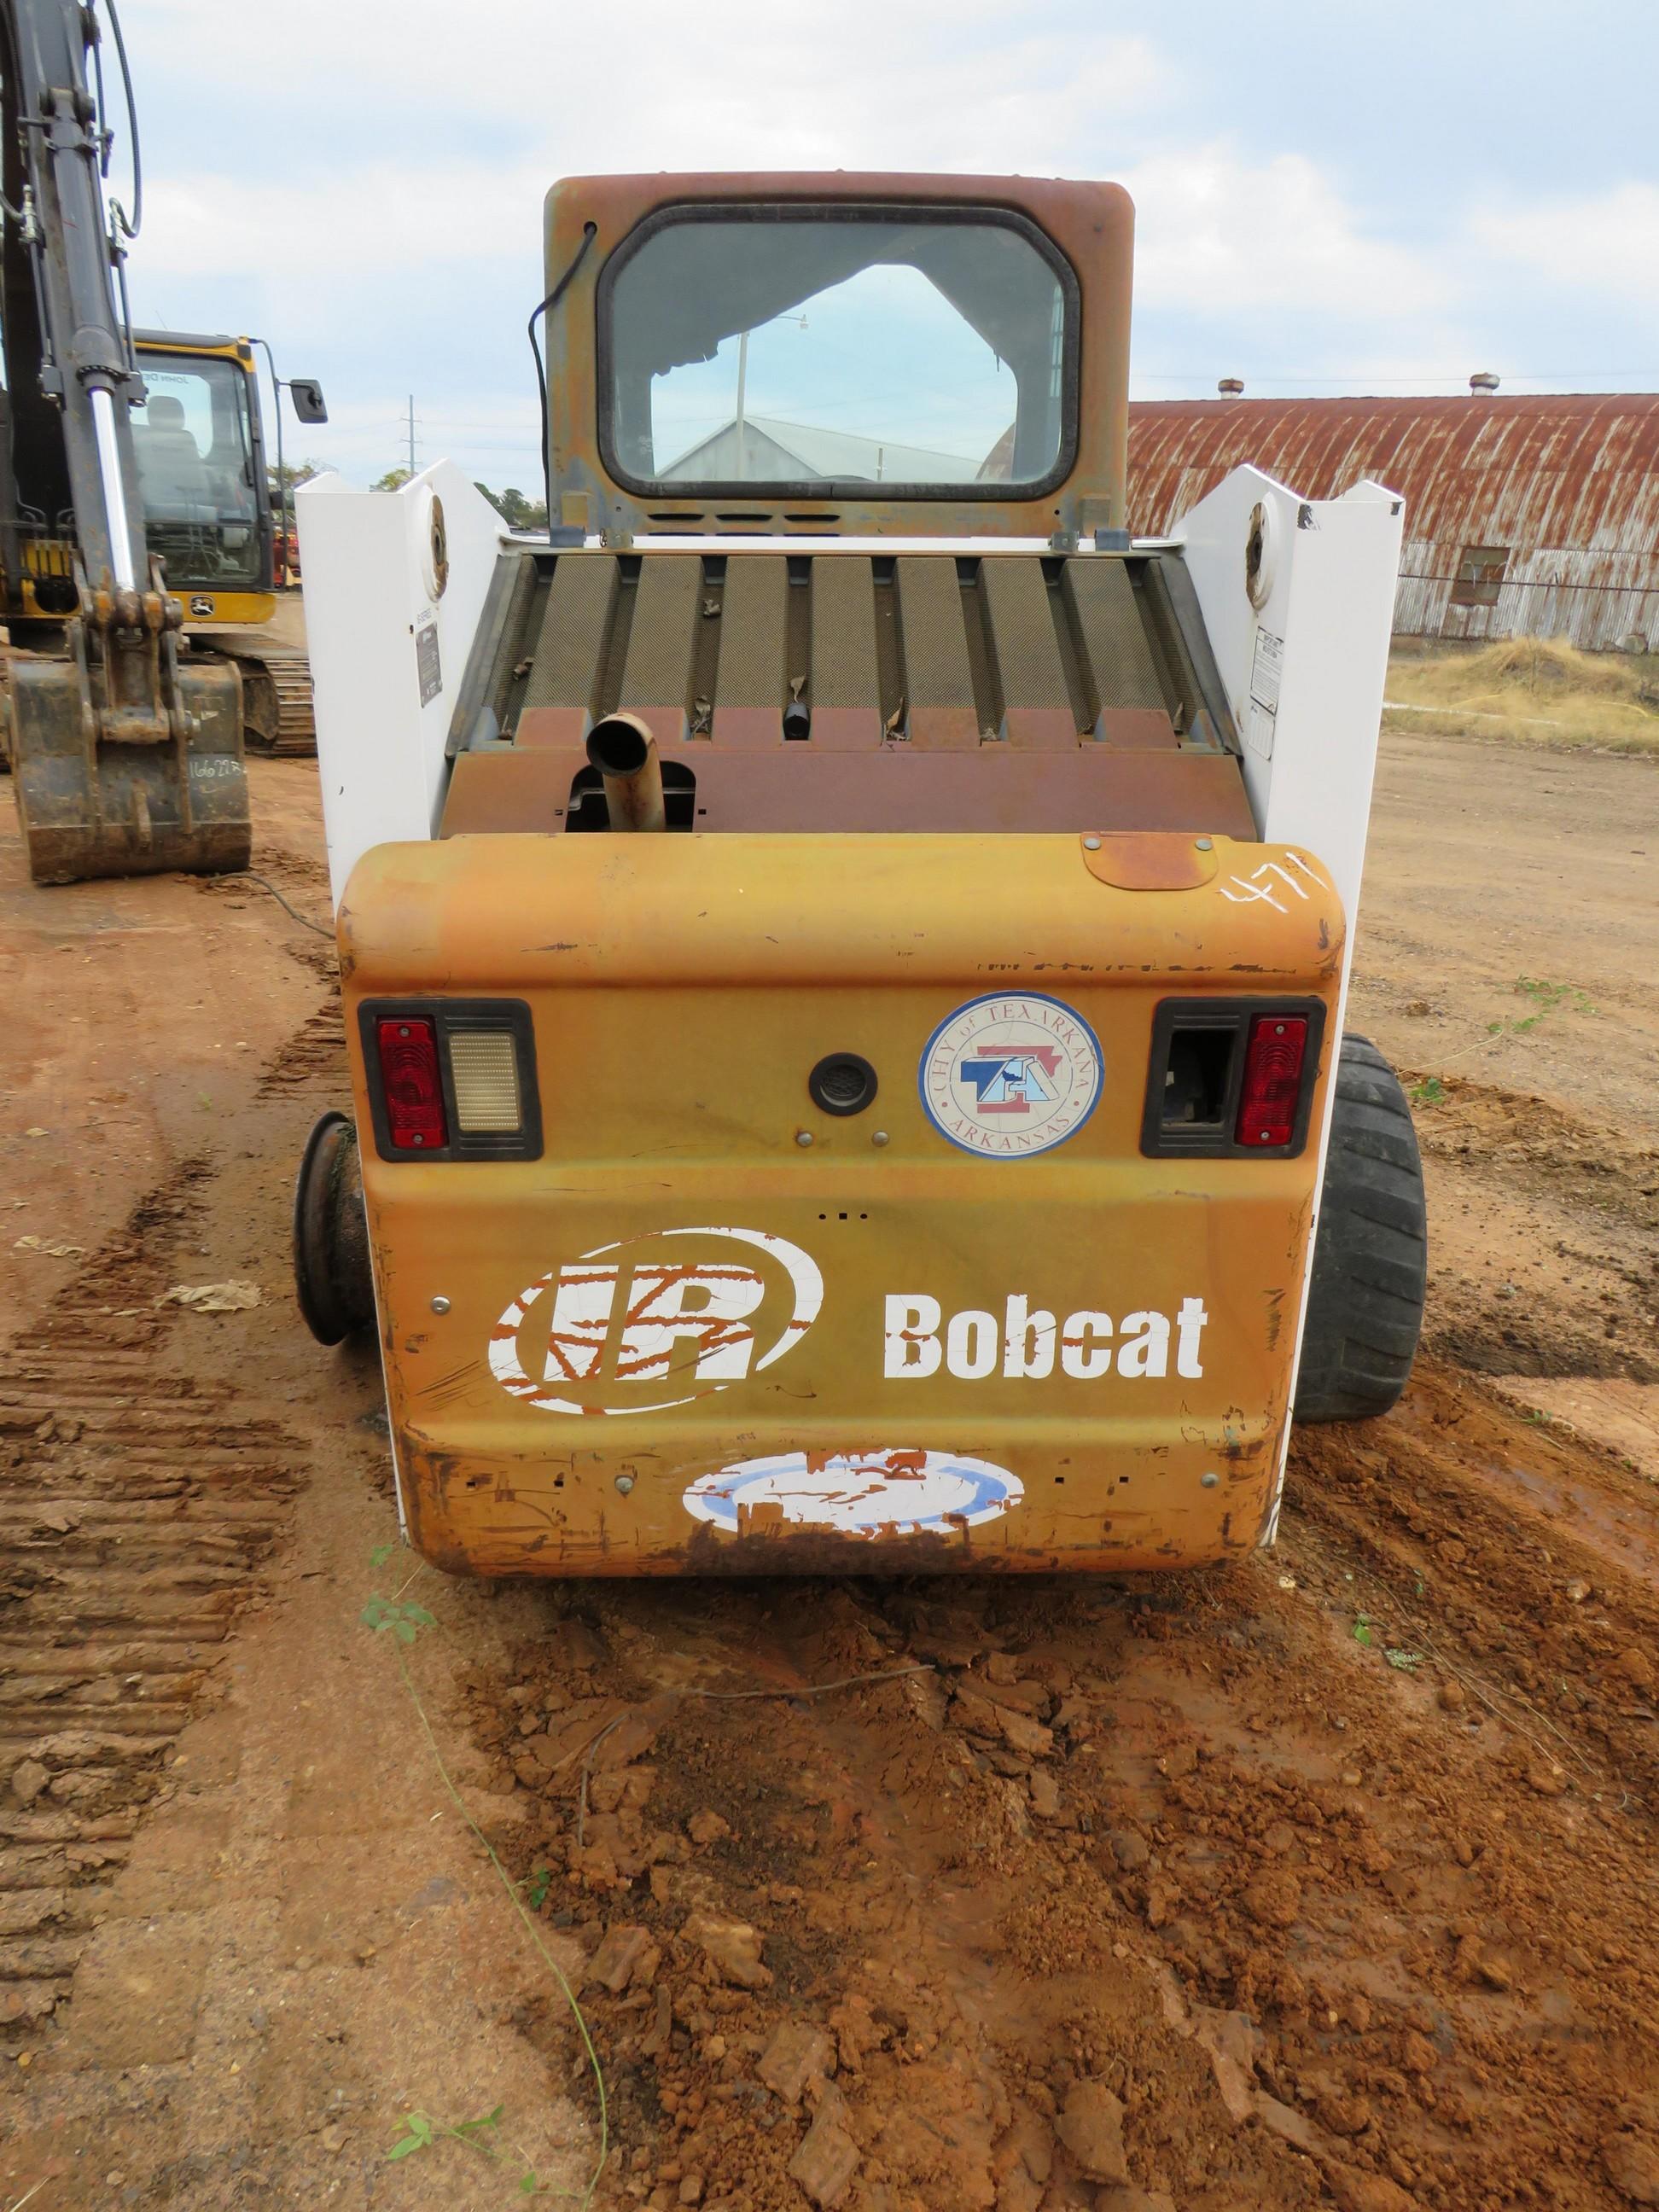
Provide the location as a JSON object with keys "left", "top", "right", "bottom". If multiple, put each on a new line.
{"left": 1295, "top": 1034, "right": 1429, "bottom": 1425}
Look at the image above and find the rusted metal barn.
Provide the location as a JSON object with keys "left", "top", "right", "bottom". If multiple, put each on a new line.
{"left": 1127, "top": 392, "right": 1659, "bottom": 652}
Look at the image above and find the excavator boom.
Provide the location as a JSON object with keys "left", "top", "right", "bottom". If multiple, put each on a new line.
{"left": 0, "top": 0, "right": 248, "bottom": 882}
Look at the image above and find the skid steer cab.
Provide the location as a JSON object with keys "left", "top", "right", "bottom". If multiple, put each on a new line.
{"left": 294, "top": 172, "right": 1425, "bottom": 1580}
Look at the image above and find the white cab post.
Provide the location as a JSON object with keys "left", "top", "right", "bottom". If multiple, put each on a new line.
{"left": 1172, "top": 464, "right": 1405, "bottom": 1530}
{"left": 297, "top": 462, "right": 508, "bottom": 909}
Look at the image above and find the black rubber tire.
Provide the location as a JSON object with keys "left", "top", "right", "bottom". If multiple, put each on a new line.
{"left": 293, "top": 1110, "right": 375, "bottom": 1346}
{"left": 1294, "top": 1034, "right": 1428, "bottom": 1424}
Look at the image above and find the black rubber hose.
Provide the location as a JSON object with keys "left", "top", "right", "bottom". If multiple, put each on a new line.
{"left": 527, "top": 222, "right": 597, "bottom": 530}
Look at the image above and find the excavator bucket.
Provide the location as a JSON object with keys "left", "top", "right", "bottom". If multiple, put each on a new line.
{"left": 7, "top": 654, "right": 249, "bottom": 885}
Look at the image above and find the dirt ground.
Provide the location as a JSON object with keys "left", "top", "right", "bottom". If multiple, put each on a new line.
{"left": 1, "top": 718, "right": 1656, "bottom": 2212}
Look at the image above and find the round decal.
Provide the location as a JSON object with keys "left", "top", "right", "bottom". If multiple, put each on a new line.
{"left": 919, "top": 992, "right": 1103, "bottom": 1158}
{"left": 488, "top": 1225, "right": 822, "bottom": 1417}
{"left": 683, "top": 1448, "right": 1023, "bottom": 1539}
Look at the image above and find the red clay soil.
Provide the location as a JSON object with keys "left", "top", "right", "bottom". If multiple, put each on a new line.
{"left": 463, "top": 1346, "right": 1659, "bottom": 2212}
{"left": 0, "top": 730, "right": 1656, "bottom": 2212}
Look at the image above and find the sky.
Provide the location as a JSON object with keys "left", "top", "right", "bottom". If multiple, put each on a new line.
{"left": 118, "top": 0, "right": 1659, "bottom": 498}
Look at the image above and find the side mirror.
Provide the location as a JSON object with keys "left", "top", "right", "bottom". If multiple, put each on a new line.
{"left": 288, "top": 378, "right": 328, "bottom": 425}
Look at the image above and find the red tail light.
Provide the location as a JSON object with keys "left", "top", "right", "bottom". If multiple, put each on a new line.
{"left": 376, "top": 1018, "right": 449, "bottom": 1150}
{"left": 1237, "top": 1015, "right": 1308, "bottom": 1148}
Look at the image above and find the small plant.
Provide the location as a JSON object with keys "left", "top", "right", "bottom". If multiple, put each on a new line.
{"left": 362, "top": 1584, "right": 610, "bottom": 2203}
{"left": 1352, "top": 1614, "right": 1375, "bottom": 1647}
{"left": 1488, "top": 975, "right": 1597, "bottom": 1043}
{"left": 386, "top": 2105, "right": 553, "bottom": 2193}
{"left": 387, "top": 2110, "right": 443, "bottom": 2161}
{"left": 360, "top": 1594, "right": 437, "bottom": 1645}
{"left": 1384, "top": 1647, "right": 1423, "bottom": 1672}
{"left": 1516, "top": 974, "right": 1595, "bottom": 1016}
{"left": 370, "top": 1541, "right": 397, "bottom": 1568}
{"left": 1408, "top": 1075, "right": 1446, "bottom": 1107}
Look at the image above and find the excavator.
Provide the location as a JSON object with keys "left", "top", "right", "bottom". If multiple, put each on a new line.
{"left": 0, "top": 0, "right": 325, "bottom": 884}
{"left": 129, "top": 325, "right": 325, "bottom": 759}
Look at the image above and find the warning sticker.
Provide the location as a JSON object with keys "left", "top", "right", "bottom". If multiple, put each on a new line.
{"left": 1246, "top": 625, "right": 1284, "bottom": 760}
{"left": 416, "top": 621, "right": 442, "bottom": 707}
{"left": 1249, "top": 626, "right": 1284, "bottom": 713}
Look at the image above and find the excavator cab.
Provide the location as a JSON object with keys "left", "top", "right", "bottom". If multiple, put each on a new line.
{"left": 131, "top": 332, "right": 328, "bottom": 758}
{"left": 131, "top": 335, "right": 272, "bottom": 620}
{"left": 295, "top": 172, "right": 1418, "bottom": 1581}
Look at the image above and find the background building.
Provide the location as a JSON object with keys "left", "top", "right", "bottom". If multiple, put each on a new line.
{"left": 662, "top": 416, "right": 971, "bottom": 484}
{"left": 1127, "top": 391, "right": 1659, "bottom": 653}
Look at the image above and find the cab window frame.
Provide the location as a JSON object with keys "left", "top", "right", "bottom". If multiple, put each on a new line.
{"left": 593, "top": 199, "right": 1082, "bottom": 504}
{"left": 135, "top": 352, "right": 265, "bottom": 591}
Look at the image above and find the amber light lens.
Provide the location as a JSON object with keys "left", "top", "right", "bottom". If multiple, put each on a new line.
{"left": 376, "top": 1018, "right": 449, "bottom": 1150}
{"left": 1236, "top": 1015, "right": 1307, "bottom": 1148}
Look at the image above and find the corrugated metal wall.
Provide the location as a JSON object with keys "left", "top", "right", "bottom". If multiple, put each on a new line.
{"left": 1126, "top": 394, "right": 1659, "bottom": 651}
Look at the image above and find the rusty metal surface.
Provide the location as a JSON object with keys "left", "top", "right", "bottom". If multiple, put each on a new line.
{"left": 442, "top": 745, "right": 1258, "bottom": 838}
{"left": 1129, "top": 393, "right": 1659, "bottom": 650}
{"left": 465, "top": 548, "right": 1213, "bottom": 760}
{"left": 544, "top": 173, "right": 1133, "bottom": 546}
{"left": 339, "top": 830, "right": 1344, "bottom": 1579}
{"left": 1080, "top": 830, "right": 1220, "bottom": 891}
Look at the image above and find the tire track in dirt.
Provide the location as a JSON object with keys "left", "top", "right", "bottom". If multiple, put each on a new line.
{"left": 0, "top": 1004, "right": 342, "bottom": 2045}
{"left": 254, "top": 998, "right": 344, "bottom": 1097}
{"left": 1405, "top": 1074, "right": 1658, "bottom": 1390}
{"left": 450, "top": 1349, "right": 1659, "bottom": 2212}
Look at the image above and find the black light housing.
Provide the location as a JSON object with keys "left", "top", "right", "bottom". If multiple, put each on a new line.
{"left": 1140, "top": 997, "right": 1325, "bottom": 1159}
{"left": 358, "top": 998, "right": 542, "bottom": 1162}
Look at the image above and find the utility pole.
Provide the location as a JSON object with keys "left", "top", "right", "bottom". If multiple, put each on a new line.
{"left": 406, "top": 395, "right": 416, "bottom": 479}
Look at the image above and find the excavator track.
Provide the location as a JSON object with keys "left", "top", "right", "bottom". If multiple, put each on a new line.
{"left": 197, "top": 632, "right": 317, "bottom": 757}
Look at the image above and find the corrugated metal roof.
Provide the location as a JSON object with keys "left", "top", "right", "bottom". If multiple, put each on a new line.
{"left": 1126, "top": 393, "right": 1659, "bottom": 649}
{"left": 662, "top": 415, "right": 974, "bottom": 485}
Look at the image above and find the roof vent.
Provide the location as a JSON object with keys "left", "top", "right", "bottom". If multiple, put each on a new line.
{"left": 1470, "top": 371, "right": 1500, "bottom": 395}
{"left": 1217, "top": 377, "right": 1245, "bottom": 398}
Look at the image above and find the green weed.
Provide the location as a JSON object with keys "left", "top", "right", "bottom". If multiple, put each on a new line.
{"left": 1487, "top": 975, "right": 1597, "bottom": 1043}
{"left": 1352, "top": 1615, "right": 1374, "bottom": 1647}
{"left": 360, "top": 1571, "right": 608, "bottom": 2204}
{"left": 1408, "top": 1075, "right": 1446, "bottom": 1107}
{"left": 359, "top": 1595, "right": 437, "bottom": 1646}
{"left": 386, "top": 2104, "right": 554, "bottom": 2194}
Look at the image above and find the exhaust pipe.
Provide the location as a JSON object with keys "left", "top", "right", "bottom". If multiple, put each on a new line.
{"left": 586, "top": 711, "right": 666, "bottom": 833}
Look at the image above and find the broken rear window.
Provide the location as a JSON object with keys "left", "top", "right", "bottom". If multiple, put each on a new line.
{"left": 597, "top": 204, "right": 1078, "bottom": 498}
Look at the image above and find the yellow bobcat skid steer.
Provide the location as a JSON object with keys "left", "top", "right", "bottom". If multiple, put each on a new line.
{"left": 294, "top": 172, "right": 1424, "bottom": 1580}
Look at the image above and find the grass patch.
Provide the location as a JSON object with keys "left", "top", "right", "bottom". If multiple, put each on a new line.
{"left": 1384, "top": 637, "right": 1659, "bottom": 754}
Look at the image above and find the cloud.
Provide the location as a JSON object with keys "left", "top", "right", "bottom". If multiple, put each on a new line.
{"left": 137, "top": 1, "right": 1170, "bottom": 172}
{"left": 1124, "top": 144, "right": 1449, "bottom": 322}
{"left": 120, "top": 3, "right": 1176, "bottom": 481}
{"left": 1469, "top": 183, "right": 1659, "bottom": 322}
{"left": 114, "top": 4, "right": 1646, "bottom": 484}
{"left": 140, "top": 164, "right": 553, "bottom": 281}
